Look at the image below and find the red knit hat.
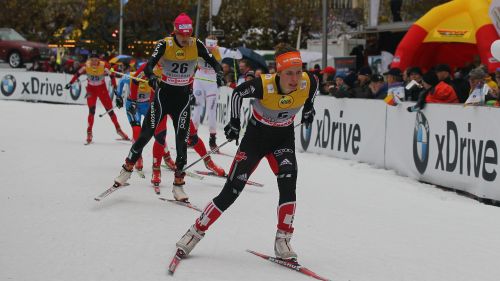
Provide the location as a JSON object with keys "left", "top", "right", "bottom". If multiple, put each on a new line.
{"left": 174, "top": 13, "right": 193, "bottom": 35}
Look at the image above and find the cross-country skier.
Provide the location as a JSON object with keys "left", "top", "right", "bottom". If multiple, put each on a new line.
{"left": 175, "top": 43, "right": 318, "bottom": 260}
{"left": 112, "top": 13, "right": 224, "bottom": 201}
{"left": 65, "top": 50, "right": 129, "bottom": 144}
{"left": 192, "top": 35, "right": 222, "bottom": 150}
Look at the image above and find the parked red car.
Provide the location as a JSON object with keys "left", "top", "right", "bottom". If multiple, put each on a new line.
{"left": 0, "top": 28, "right": 51, "bottom": 68}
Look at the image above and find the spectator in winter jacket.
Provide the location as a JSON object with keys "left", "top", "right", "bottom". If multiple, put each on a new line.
{"left": 368, "top": 74, "right": 387, "bottom": 99}
{"left": 405, "top": 67, "right": 423, "bottom": 101}
{"left": 384, "top": 68, "right": 405, "bottom": 102}
{"left": 329, "top": 73, "right": 351, "bottom": 98}
{"left": 435, "top": 64, "right": 469, "bottom": 103}
{"left": 320, "top": 66, "right": 336, "bottom": 95}
{"left": 464, "top": 67, "right": 498, "bottom": 105}
{"left": 320, "top": 66, "right": 336, "bottom": 83}
{"left": 407, "top": 71, "right": 458, "bottom": 112}
{"left": 237, "top": 59, "right": 253, "bottom": 85}
{"left": 351, "top": 66, "right": 372, "bottom": 98}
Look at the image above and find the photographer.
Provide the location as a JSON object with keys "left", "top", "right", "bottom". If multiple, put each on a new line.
{"left": 407, "top": 71, "right": 459, "bottom": 112}
{"left": 404, "top": 67, "right": 423, "bottom": 101}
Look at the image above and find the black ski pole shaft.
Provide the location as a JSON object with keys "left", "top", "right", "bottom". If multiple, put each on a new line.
{"left": 182, "top": 140, "right": 231, "bottom": 172}
{"left": 99, "top": 106, "right": 117, "bottom": 118}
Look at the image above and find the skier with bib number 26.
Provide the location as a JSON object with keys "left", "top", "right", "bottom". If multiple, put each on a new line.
{"left": 112, "top": 13, "right": 224, "bottom": 201}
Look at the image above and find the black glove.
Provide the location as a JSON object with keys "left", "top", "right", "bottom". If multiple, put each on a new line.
{"left": 128, "top": 100, "right": 137, "bottom": 115}
{"left": 301, "top": 103, "right": 315, "bottom": 128}
{"left": 65, "top": 83, "right": 72, "bottom": 90}
{"left": 148, "top": 76, "right": 160, "bottom": 89}
{"left": 224, "top": 118, "right": 241, "bottom": 145}
{"left": 115, "top": 95, "right": 123, "bottom": 109}
{"left": 216, "top": 71, "right": 226, "bottom": 87}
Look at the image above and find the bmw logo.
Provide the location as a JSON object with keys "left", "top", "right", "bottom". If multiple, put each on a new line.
{"left": 413, "top": 111, "right": 430, "bottom": 174}
{"left": 300, "top": 123, "right": 312, "bottom": 152}
{"left": 1, "top": 74, "right": 16, "bottom": 97}
{"left": 69, "top": 80, "right": 82, "bottom": 101}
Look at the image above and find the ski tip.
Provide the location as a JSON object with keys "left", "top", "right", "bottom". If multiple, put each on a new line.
{"left": 94, "top": 197, "right": 100, "bottom": 202}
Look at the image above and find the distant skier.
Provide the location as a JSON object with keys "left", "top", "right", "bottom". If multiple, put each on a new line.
{"left": 175, "top": 43, "right": 318, "bottom": 260}
{"left": 65, "top": 50, "right": 129, "bottom": 144}
{"left": 192, "top": 35, "right": 222, "bottom": 150}
{"left": 117, "top": 62, "right": 168, "bottom": 173}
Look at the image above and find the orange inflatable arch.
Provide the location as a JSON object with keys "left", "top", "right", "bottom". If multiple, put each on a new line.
{"left": 391, "top": 0, "right": 500, "bottom": 73}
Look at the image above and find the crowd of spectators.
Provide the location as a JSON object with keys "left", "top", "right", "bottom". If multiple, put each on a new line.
{"left": 28, "top": 53, "right": 85, "bottom": 74}
{"left": 316, "top": 62, "right": 500, "bottom": 108}
{"left": 23, "top": 46, "right": 500, "bottom": 109}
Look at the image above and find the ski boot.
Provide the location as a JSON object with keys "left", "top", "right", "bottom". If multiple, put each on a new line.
{"left": 204, "top": 157, "right": 225, "bottom": 176}
{"left": 151, "top": 165, "right": 161, "bottom": 185}
{"left": 176, "top": 225, "right": 205, "bottom": 256}
{"left": 114, "top": 161, "right": 134, "bottom": 186}
{"left": 163, "top": 151, "right": 177, "bottom": 170}
{"left": 86, "top": 130, "right": 93, "bottom": 144}
{"left": 172, "top": 171, "right": 188, "bottom": 202}
{"left": 274, "top": 230, "right": 297, "bottom": 260}
{"left": 209, "top": 133, "right": 217, "bottom": 151}
{"left": 135, "top": 157, "right": 143, "bottom": 171}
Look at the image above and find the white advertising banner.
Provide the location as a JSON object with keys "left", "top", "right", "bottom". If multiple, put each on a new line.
{"left": 386, "top": 103, "right": 500, "bottom": 201}
{"left": 203, "top": 86, "right": 252, "bottom": 129}
{"left": 0, "top": 70, "right": 97, "bottom": 105}
{"left": 294, "top": 96, "right": 387, "bottom": 167}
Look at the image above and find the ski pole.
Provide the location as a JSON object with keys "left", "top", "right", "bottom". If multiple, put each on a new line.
{"left": 108, "top": 68, "right": 148, "bottom": 83}
{"left": 110, "top": 68, "right": 215, "bottom": 83}
{"left": 182, "top": 140, "right": 231, "bottom": 172}
{"left": 194, "top": 77, "right": 216, "bottom": 83}
{"left": 99, "top": 106, "right": 117, "bottom": 118}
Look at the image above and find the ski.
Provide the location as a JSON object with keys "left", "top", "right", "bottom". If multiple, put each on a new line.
{"left": 94, "top": 182, "right": 130, "bottom": 201}
{"left": 194, "top": 170, "right": 264, "bottom": 187}
{"left": 246, "top": 249, "right": 331, "bottom": 281}
{"left": 153, "top": 183, "right": 161, "bottom": 195}
{"left": 161, "top": 165, "right": 204, "bottom": 180}
{"left": 167, "top": 248, "right": 186, "bottom": 275}
{"left": 158, "top": 197, "right": 202, "bottom": 212}
{"left": 135, "top": 170, "right": 145, "bottom": 179}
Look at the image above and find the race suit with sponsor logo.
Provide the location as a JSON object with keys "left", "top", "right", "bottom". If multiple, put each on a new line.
{"left": 125, "top": 36, "right": 221, "bottom": 172}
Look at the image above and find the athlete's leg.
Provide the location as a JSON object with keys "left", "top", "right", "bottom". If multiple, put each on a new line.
{"left": 98, "top": 85, "right": 120, "bottom": 129}
{"left": 268, "top": 131, "right": 298, "bottom": 259}
{"left": 125, "top": 85, "right": 167, "bottom": 164}
{"left": 86, "top": 90, "right": 97, "bottom": 133}
{"left": 126, "top": 99, "right": 141, "bottom": 141}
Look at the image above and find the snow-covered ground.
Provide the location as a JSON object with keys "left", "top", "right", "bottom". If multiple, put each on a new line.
{"left": 1, "top": 100, "right": 500, "bottom": 281}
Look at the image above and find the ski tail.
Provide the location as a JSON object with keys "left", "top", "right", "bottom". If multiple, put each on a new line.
{"left": 94, "top": 182, "right": 129, "bottom": 201}
{"left": 168, "top": 249, "right": 186, "bottom": 275}
{"left": 158, "top": 197, "right": 202, "bottom": 212}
